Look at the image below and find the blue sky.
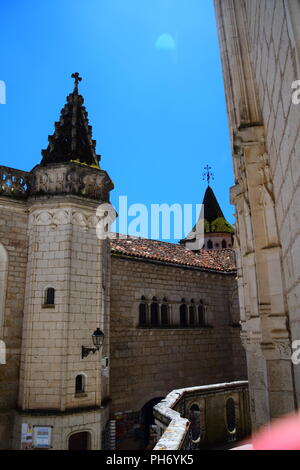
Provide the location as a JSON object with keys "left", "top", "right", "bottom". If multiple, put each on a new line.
{"left": 0, "top": 0, "right": 234, "bottom": 241}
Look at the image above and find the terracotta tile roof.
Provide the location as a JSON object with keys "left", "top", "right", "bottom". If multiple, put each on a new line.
{"left": 110, "top": 236, "right": 236, "bottom": 273}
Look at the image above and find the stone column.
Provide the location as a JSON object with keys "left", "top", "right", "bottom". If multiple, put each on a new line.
{"left": 232, "top": 126, "right": 296, "bottom": 429}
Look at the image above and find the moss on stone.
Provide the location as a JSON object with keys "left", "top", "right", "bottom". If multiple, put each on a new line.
{"left": 70, "top": 159, "right": 100, "bottom": 169}
{"left": 205, "top": 217, "right": 234, "bottom": 234}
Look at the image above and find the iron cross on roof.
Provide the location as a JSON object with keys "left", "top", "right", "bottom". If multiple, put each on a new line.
{"left": 203, "top": 165, "right": 214, "bottom": 186}
{"left": 71, "top": 72, "right": 82, "bottom": 92}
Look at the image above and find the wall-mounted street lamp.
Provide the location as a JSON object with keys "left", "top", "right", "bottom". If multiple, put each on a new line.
{"left": 81, "top": 328, "right": 105, "bottom": 359}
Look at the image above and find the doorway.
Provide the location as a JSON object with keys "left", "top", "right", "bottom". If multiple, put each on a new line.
{"left": 68, "top": 432, "right": 91, "bottom": 450}
{"left": 141, "top": 397, "right": 164, "bottom": 450}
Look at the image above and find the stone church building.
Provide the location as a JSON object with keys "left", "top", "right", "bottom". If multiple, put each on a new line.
{"left": 215, "top": 0, "right": 300, "bottom": 432}
{"left": 0, "top": 75, "right": 247, "bottom": 449}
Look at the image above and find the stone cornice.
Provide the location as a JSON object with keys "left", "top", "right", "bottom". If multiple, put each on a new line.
{"left": 30, "top": 162, "right": 113, "bottom": 202}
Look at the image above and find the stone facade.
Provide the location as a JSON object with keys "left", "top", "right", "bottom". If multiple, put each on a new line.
{"left": 0, "top": 179, "right": 247, "bottom": 449}
{"left": 214, "top": 0, "right": 300, "bottom": 430}
{"left": 0, "top": 189, "right": 247, "bottom": 449}
{"left": 0, "top": 74, "right": 247, "bottom": 450}
{"left": 109, "top": 255, "right": 246, "bottom": 448}
{"left": 0, "top": 184, "right": 112, "bottom": 450}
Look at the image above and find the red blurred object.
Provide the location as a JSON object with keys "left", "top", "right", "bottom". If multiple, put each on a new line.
{"left": 251, "top": 412, "right": 300, "bottom": 450}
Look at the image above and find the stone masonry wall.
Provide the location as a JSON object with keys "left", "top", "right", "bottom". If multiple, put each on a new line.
{"left": 0, "top": 198, "right": 28, "bottom": 449}
{"left": 18, "top": 199, "right": 106, "bottom": 412}
{"left": 242, "top": 0, "right": 300, "bottom": 405}
{"left": 110, "top": 256, "right": 247, "bottom": 415}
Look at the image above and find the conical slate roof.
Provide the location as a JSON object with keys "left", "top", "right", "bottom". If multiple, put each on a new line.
{"left": 41, "top": 73, "right": 100, "bottom": 167}
{"left": 180, "top": 184, "right": 234, "bottom": 247}
{"left": 203, "top": 186, "right": 234, "bottom": 234}
{"left": 203, "top": 186, "right": 225, "bottom": 222}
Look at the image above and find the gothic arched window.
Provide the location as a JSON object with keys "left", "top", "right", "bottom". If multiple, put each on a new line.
{"left": 139, "top": 296, "right": 148, "bottom": 326}
{"left": 75, "top": 374, "right": 86, "bottom": 394}
{"left": 161, "top": 298, "right": 169, "bottom": 326}
{"left": 198, "top": 300, "right": 205, "bottom": 327}
{"left": 222, "top": 240, "right": 227, "bottom": 248}
{"left": 189, "top": 300, "right": 195, "bottom": 326}
{"left": 189, "top": 404, "right": 201, "bottom": 442}
{"left": 44, "top": 287, "right": 55, "bottom": 306}
{"left": 151, "top": 297, "right": 159, "bottom": 327}
{"left": 180, "top": 300, "right": 187, "bottom": 327}
{"left": 226, "top": 398, "right": 236, "bottom": 433}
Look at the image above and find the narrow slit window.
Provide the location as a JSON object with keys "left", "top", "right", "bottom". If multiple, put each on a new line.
{"left": 180, "top": 300, "right": 188, "bottom": 327}
{"left": 75, "top": 374, "right": 85, "bottom": 394}
{"left": 161, "top": 300, "right": 169, "bottom": 326}
{"left": 189, "top": 302, "right": 195, "bottom": 326}
{"left": 198, "top": 301, "right": 205, "bottom": 327}
{"left": 45, "top": 287, "right": 55, "bottom": 306}
{"left": 139, "top": 297, "right": 148, "bottom": 326}
{"left": 151, "top": 297, "right": 159, "bottom": 327}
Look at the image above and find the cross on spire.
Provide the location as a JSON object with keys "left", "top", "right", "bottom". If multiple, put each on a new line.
{"left": 203, "top": 165, "right": 214, "bottom": 186}
{"left": 71, "top": 72, "right": 82, "bottom": 92}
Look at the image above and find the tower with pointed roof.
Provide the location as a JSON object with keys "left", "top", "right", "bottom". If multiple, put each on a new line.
{"left": 202, "top": 185, "right": 234, "bottom": 250}
{"left": 15, "top": 74, "right": 114, "bottom": 449}
{"left": 31, "top": 72, "right": 113, "bottom": 201}
{"left": 181, "top": 167, "right": 234, "bottom": 251}
{"left": 40, "top": 73, "right": 100, "bottom": 168}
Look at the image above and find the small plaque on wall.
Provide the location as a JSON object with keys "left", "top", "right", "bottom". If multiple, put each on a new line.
{"left": 33, "top": 426, "right": 53, "bottom": 449}
{"left": 21, "top": 423, "right": 33, "bottom": 449}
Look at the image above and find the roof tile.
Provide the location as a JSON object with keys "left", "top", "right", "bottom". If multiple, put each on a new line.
{"left": 110, "top": 236, "right": 236, "bottom": 272}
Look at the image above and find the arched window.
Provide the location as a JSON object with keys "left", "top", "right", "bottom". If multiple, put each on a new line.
{"left": 207, "top": 240, "right": 213, "bottom": 249}
{"left": 150, "top": 297, "right": 159, "bottom": 327}
{"left": 161, "top": 298, "right": 169, "bottom": 326}
{"left": 189, "top": 404, "right": 201, "bottom": 442}
{"left": 0, "top": 244, "right": 8, "bottom": 336}
{"left": 198, "top": 300, "right": 205, "bottom": 327}
{"left": 75, "top": 374, "right": 86, "bottom": 394}
{"left": 222, "top": 240, "right": 227, "bottom": 248}
{"left": 180, "top": 300, "right": 187, "bottom": 327}
{"left": 139, "top": 296, "right": 148, "bottom": 326}
{"left": 226, "top": 398, "right": 236, "bottom": 433}
{"left": 44, "top": 287, "right": 55, "bottom": 306}
{"left": 189, "top": 300, "right": 195, "bottom": 326}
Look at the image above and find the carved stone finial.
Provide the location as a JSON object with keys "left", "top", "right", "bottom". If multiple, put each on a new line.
{"left": 41, "top": 73, "right": 101, "bottom": 167}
